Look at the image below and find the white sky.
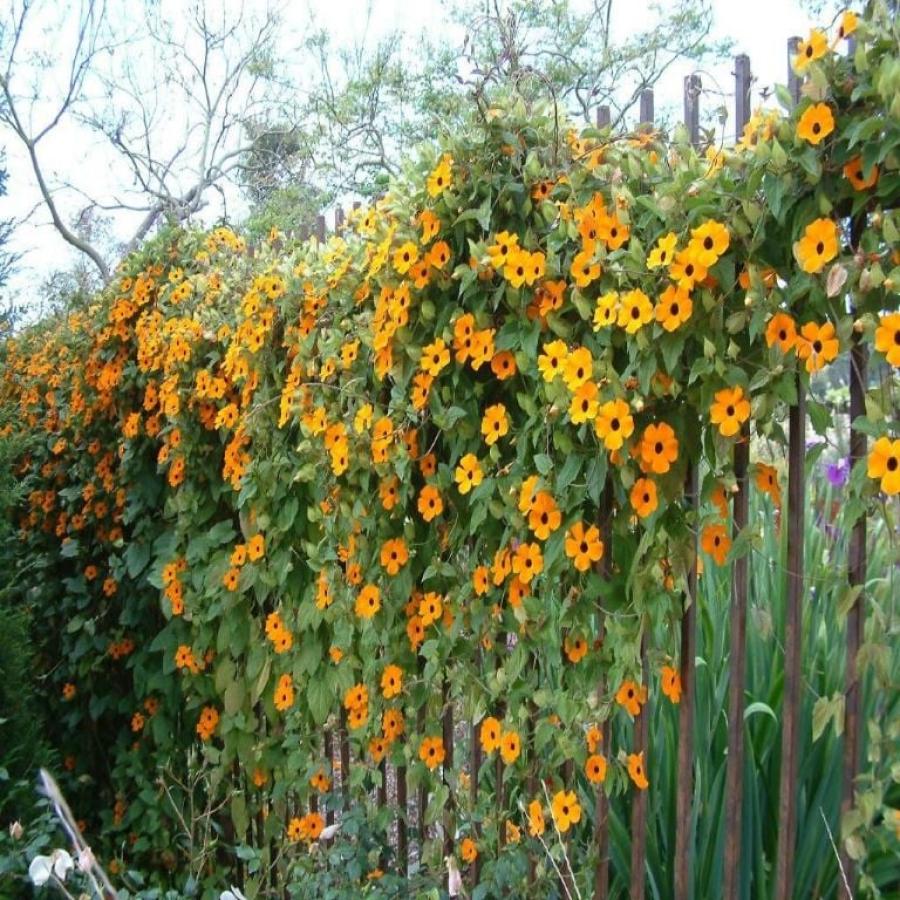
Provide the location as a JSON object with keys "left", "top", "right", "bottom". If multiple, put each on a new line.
{"left": 1, "top": 0, "right": 828, "bottom": 308}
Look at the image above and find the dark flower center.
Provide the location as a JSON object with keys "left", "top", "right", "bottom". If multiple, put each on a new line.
{"left": 888, "top": 457, "right": 898, "bottom": 472}
{"left": 655, "top": 441, "right": 663, "bottom": 454}
{"left": 727, "top": 405, "right": 735, "bottom": 416}
{"left": 816, "top": 241, "right": 825, "bottom": 254}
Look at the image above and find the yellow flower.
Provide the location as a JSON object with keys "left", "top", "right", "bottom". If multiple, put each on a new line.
{"left": 392, "top": 241, "right": 419, "bottom": 274}
{"left": 355, "top": 584, "right": 381, "bottom": 620}
{"left": 594, "top": 399, "right": 634, "bottom": 451}
{"left": 551, "top": 789, "right": 581, "bottom": 833}
{"left": 426, "top": 153, "right": 453, "bottom": 196}
{"left": 655, "top": 285, "right": 692, "bottom": 332}
{"left": 795, "top": 218, "right": 838, "bottom": 274}
{"left": 646, "top": 232, "right": 677, "bottom": 269}
{"left": 617, "top": 289, "right": 653, "bottom": 334}
{"left": 562, "top": 346, "right": 593, "bottom": 390}
{"left": 709, "top": 386, "right": 751, "bottom": 438}
{"left": 500, "top": 729, "right": 521, "bottom": 764}
{"left": 836, "top": 11, "right": 857, "bottom": 41}
{"left": 537, "top": 340, "right": 568, "bottom": 382}
{"left": 867, "top": 437, "right": 900, "bottom": 495}
{"left": 793, "top": 29, "right": 829, "bottom": 73}
{"left": 420, "top": 338, "right": 450, "bottom": 376}
{"left": 875, "top": 313, "right": 900, "bottom": 366}
{"left": 528, "top": 799, "right": 545, "bottom": 836}
{"left": 454, "top": 454, "right": 484, "bottom": 494}
{"left": 797, "top": 103, "right": 834, "bottom": 146}
{"left": 592, "top": 291, "right": 619, "bottom": 329}
{"left": 796, "top": 321, "right": 839, "bottom": 372}
{"left": 481, "top": 403, "right": 509, "bottom": 445}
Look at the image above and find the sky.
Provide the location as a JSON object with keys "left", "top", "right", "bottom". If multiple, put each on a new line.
{"left": 0, "top": 0, "right": 830, "bottom": 309}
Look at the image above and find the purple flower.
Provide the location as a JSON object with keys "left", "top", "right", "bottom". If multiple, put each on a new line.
{"left": 824, "top": 459, "right": 849, "bottom": 488}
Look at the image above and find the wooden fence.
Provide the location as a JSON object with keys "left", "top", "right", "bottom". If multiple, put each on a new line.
{"left": 302, "top": 39, "right": 870, "bottom": 900}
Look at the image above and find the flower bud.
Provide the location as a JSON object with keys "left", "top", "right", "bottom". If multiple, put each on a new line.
{"left": 8, "top": 821, "right": 23, "bottom": 840}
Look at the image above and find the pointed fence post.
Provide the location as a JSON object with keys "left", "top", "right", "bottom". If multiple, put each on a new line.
{"left": 639, "top": 89, "right": 654, "bottom": 128}
{"left": 840, "top": 217, "right": 868, "bottom": 899}
{"left": 674, "top": 464, "right": 699, "bottom": 900}
{"left": 774, "top": 383, "right": 805, "bottom": 900}
{"left": 629, "top": 638, "right": 649, "bottom": 899}
{"left": 442, "top": 677, "right": 455, "bottom": 858}
{"left": 723, "top": 433, "right": 750, "bottom": 898}
{"left": 684, "top": 74, "right": 702, "bottom": 147}
{"left": 593, "top": 480, "right": 613, "bottom": 900}
{"left": 774, "top": 39, "right": 805, "bottom": 900}
{"left": 315, "top": 214, "right": 326, "bottom": 244}
{"left": 735, "top": 54, "right": 752, "bottom": 143}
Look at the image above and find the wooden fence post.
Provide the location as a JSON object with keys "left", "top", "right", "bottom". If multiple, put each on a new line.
{"left": 596, "top": 105, "right": 611, "bottom": 129}
{"left": 442, "top": 676, "right": 455, "bottom": 858}
{"left": 471, "top": 715, "right": 482, "bottom": 886}
{"left": 674, "top": 464, "right": 698, "bottom": 900}
{"left": 338, "top": 706, "right": 351, "bottom": 811}
{"left": 684, "top": 74, "right": 701, "bottom": 147}
{"left": 721, "top": 54, "right": 754, "bottom": 900}
{"left": 324, "top": 729, "right": 335, "bottom": 827}
{"left": 773, "top": 39, "right": 805, "bottom": 900}
{"left": 840, "top": 218, "right": 868, "bottom": 898}
{"left": 723, "top": 434, "right": 750, "bottom": 898}
{"left": 593, "top": 480, "right": 613, "bottom": 900}
{"left": 629, "top": 638, "right": 649, "bottom": 899}
{"left": 334, "top": 205, "right": 345, "bottom": 235}
{"left": 397, "top": 757, "right": 408, "bottom": 876}
{"left": 774, "top": 383, "right": 805, "bottom": 900}
{"left": 639, "top": 89, "right": 654, "bottom": 128}
{"left": 735, "top": 54, "right": 752, "bottom": 143}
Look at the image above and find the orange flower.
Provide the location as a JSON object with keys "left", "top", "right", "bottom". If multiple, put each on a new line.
{"left": 796, "top": 321, "right": 839, "bottom": 373}
{"left": 481, "top": 404, "right": 509, "bottom": 446}
{"left": 627, "top": 752, "right": 649, "bottom": 790}
{"left": 564, "top": 634, "right": 588, "bottom": 663}
{"left": 490, "top": 351, "right": 517, "bottom": 380}
{"left": 274, "top": 674, "right": 294, "bottom": 711}
{"left": 655, "top": 284, "right": 693, "bottom": 332}
{"left": 661, "top": 665, "right": 682, "bottom": 704}
{"left": 247, "top": 534, "right": 265, "bottom": 562}
{"left": 528, "top": 491, "right": 561, "bottom": 540}
{"left": 843, "top": 156, "right": 879, "bottom": 191}
{"left": 795, "top": 218, "right": 839, "bottom": 274}
{"left": 765, "top": 313, "right": 798, "bottom": 353}
{"left": 615, "top": 679, "right": 647, "bottom": 718}
{"left": 875, "top": 313, "right": 900, "bottom": 367}
{"left": 472, "top": 565, "right": 489, "bottom": 595}
{"left": 460, "top": 837, "right": 478, "bottom": 864}
{"left": 480, "top": 716, "right": 502, "bottom": 753}
{"left": 428, "top": 240, "right": 451, "bottom": 270}
{"left": 564, "top": 521, "right": 604, "bottom": 572}
{"left": 222, "top": 567, "right": 240, "bottom": 591}
{"left": 420, "top": 338, "right": 450, "bottom": 376}
{"left": 756, "top": 463, "right": 782, "bottom": 505}
{"left": 701, "top": 523, "right": 731, "bottom": 565}
{"left": 380, "top": 538, "right": 409, "bottom": 575}
{"left": 355, "top": 584, "right": 381, "bottom": 619}
{"left": 528, "top": 799, "right": 545, "bottom": 836}
{"left": 417, "top": 485, "right": 443, "bottom": 522}
{"left": 585, "top": 753, "right": 608, "bottom": 784}
{"left": 640, "top": 423, "right": 679, "bottom": 474}
{"left": 551, "top": 789, "right": 581, "bottom": 833}
{"left": 571, "top": 249, "right": 601, "bottom": 288}
{"left": 630, "top": 478, "right": 658, "bottom": 518}
{"left": 500, "top": 730, "right": 521, "bottom": 764}
{"left": 512, "top": 542, "right": 543, "bottom": 583}
{"left": 380, "top": 664, "right": 403, "bottom": 699}
{"left": 710, "top": 386, "right": 751, "bottom": 438}
{"left": 419, "top": 736, "right": 445, "bottom": 770}
{"left": 418, "top": 591, "right": 443, "bottom": 627}
{"left": 569, "top": 381, "right": 599, "bottom": 424}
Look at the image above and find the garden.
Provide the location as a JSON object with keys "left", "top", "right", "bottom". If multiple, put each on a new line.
{"left": 0, "top": 2, "right": 898, "bottom": 898}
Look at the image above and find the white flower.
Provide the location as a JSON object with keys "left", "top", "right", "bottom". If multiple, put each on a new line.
{"left": 8, "top": 821, "right": 23, "bottom": 840}
{"left": 220, "top": 888, "right": 248, "bottom": 900}
{"left": 51, "top": 849, "right": 74, "bottom": 881}
{"left": 28, "top": 849, "right": 73, "bottom": 886}
{"left": 28, "top": 855, "right": 53, "bottom": 887}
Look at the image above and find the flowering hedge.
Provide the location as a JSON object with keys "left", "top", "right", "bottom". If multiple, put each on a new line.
{"left": 1, "top": 5, "right": 898, "bottom": 896}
